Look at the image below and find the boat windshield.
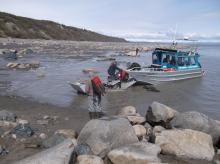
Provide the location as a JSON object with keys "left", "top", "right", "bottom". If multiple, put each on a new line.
{"left": 152, "top": 49, "right": 201, "bottom": 69}
{"left": 152, "top": 51, "right": 176, "bottom": 68}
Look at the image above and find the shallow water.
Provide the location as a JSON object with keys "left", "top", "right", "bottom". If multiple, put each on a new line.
{"left": 0, "top": 43, "right": 220, "bottom": 120}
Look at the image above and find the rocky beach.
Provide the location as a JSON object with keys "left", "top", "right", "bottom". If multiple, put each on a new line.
{"left": 0, "top": 38, "right": 220, "bottom": 164}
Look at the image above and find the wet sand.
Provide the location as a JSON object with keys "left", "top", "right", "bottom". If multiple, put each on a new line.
{"left": 0, "top": 95, "right": 89, "bottom": 164}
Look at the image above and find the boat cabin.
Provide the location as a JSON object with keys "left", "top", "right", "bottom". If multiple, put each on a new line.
{"left": 152, "top": 48, "right": 201, "bottom": 70}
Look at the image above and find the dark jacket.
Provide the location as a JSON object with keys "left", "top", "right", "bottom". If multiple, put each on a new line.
{"left": 108, "top": 63, "right": 120, "bottom": 76}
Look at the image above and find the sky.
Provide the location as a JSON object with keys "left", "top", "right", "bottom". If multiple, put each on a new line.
{"left": 0, "top": 0, "right": 220, "bottom": 41}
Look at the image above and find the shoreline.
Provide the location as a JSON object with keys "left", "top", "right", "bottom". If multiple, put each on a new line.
{"left": 1, "top": 95, "right": 220, "bottom": 164}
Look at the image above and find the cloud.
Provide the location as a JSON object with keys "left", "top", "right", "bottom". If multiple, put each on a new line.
{"left": 119, "top": 31, "right": 220, "bottom": 41}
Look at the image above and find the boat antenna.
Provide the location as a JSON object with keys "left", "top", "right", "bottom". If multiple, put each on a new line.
{"left": 171, "top": 24, "right": 178, "bottom": 49}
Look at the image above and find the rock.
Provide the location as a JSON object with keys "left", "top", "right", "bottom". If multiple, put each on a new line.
{"left": 144, "top": 122, "right": 152, "bottom": 135}
{"left": 118, "top": 106, "right": 137, "bottom": 116}
{"left": 17, "top": 119, "right": 29, "bottom": 125}
{"left": 143, "top": 122, "right": 153, "bottom": 141}
{"left": 132, "top": 125, "right": 146, "bottom": 138}
{"left": 96, "top": 57, "right": 115, "bottom": 61}
{"left": 0, "top": 110, "right": 17, "bottom": 122}
{"left": 0, "top": 145, "right": 2, "bottom": 153}
{"left": 43, "top": 115, "right": 50, "bottom": 119}
{"left": 82, "top": 68, "right": 98, "bottom": 74}
{"left": 4, "top": 51, "right": 17, "bottom": 60}
{"left": 1, "top": 131, "right": 10, "bottom": 138}
{"left": 0, "top": 120, "right": 18, "bottom": 127}
{"left": 18, "top": 48, "right": 33, "bottom": 55}
{"left": 55, "top": 129, "right": 77, "bottom": 139}
{"left": 12, "top": 134, "right": 17, "bottom": 139}
{"left": 146, "top": 101, "right": 178, "bottom": 128}
{"left": 77, "top": 117, "right": 138, "bottom": 157}
{"left": 0, "top": 128, "right": 4, "bottom": 136}
{"left": 29, "top": 60, "right": 40, "bottom": 68}
{"left": 17, "top": 64, "right": 26, "bottom": 69}
{"left": 127, "top": 116, "right": 146, "bottom": 124}
{"left": 171, "top": 111, "right": 220, "bottom": 145}
{"left": 11, "top": 124, "right": 34, "bottom": 137}
{"left": 214, "top": 160, "right": 220, "bottom": 164}
{"left": 0, "top": 145, "right": 9, "bottom": 156}
{"left": 76, "top": 155, "right": 104, "bottom": 164}
{"left": 155, "top": 129, "right": 215, "bottom": 161}
{"left": 24, "top": 63, "right": 31, "bottom": 68}
{"left": 125, "top": 51, "right": 136, "bottom": 57}
{"left": 39, "top": 133, "right": 47, "bottom": 139}
{"left": 15, "top": 139, "right": 76, "bottom": 164}
{"left": 6, "top": 60, "right": 40, "bottom": 70}
{"left": 74, "top": 143, "right": 92, "bottom": 156}
{"left": 37, "top": 119, "right": 49, "bottom": 125}
{"left": 108, "top": 142, "right": 161, "bottom": 164}
{"left": 42, "top": 134, "right": 66, "bottom": 148}
{"left": 52, "top": 116, "right": 59, "bottom": 120}
{"left": 143, "top": 85, "right": 160, "bottom": 92}
{"left": 153, "top": 126, "right": 165, "bottom": 134}
{"left": 6, "top": 62, "right": 19, "bottom": 68}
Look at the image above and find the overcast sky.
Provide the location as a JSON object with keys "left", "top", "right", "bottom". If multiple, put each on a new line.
{"left": 0, "top": 0, "right": 220, "bottom": 41}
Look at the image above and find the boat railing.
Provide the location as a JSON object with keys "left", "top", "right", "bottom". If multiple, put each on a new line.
{"left": 127, "top": 66, "right": 163, "bottom": 72}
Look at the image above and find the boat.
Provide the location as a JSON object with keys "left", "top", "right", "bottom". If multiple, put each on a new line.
{"left": 68, "top": 82, "right": 87, "bottom": 94}
{"left": 68, "top": 70, "right": 136, "bottom": 95}
{"left": 125, "top": 48, "right": 204, "bottom": 85}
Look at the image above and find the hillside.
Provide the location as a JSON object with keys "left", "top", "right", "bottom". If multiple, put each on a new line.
{"left": 0, "top": 12, "right": 126, "bottom": 42}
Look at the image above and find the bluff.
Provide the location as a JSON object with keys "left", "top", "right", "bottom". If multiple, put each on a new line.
{"left": 0, "top": 12, "right": 126, "bottom": 42}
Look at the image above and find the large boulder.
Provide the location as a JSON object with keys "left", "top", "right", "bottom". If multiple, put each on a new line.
{"left": 0, "top": 110, "right": 17, "bottom": 122}
{"left": 108, "top": 142, "right": 161, "bottom": 164}
{"left": 76, "top": 155, "right": 104, "bottom": 164}
{"left": 42, "top": 134, "right": 66, "bottom": 148}
{"left": 77, "top": 117, "right": 138, "bottom": 157}
{"left": 155, "top": 129, "right": 215, "bottom": 161}
{"left": 15, "top": 139, "right": 77, "bottom": 164}
{"left": 146, "top": 102, "right": 178, "bottom": 128}
{"left": 171, "top": 111, "right": 220, "bottom": 145}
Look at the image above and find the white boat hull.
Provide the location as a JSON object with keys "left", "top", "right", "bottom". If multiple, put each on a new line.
{"left": 127, "top": 68, "right": 204, "bottom": 85}
{"left": 69, "top": 79, "right": 136, "bottom": 94}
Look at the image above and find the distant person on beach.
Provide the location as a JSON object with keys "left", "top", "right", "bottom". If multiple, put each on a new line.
{"left": 107, "top": 61, "right": 120, "bottom": 80}
{"left": 135, "top": 48, "right": 139, "bottom": 56}
{"left": 85, "top": 73, "right": 105, "bottom": 119}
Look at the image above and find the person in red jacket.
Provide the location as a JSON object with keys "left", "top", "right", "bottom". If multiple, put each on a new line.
{"left": 85, "top": 73, "right": 105, "bottom": 119}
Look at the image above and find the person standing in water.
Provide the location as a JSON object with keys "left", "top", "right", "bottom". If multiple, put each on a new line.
{"left": 85, "top": 73, "right": 105, "bottom": 119}
{"left": 135, "top": 48, "right": 139, "bottom": 56}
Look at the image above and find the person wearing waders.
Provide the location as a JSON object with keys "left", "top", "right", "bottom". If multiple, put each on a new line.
{"left": 85, "top": 73, "right": 105, "bottom": 119}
